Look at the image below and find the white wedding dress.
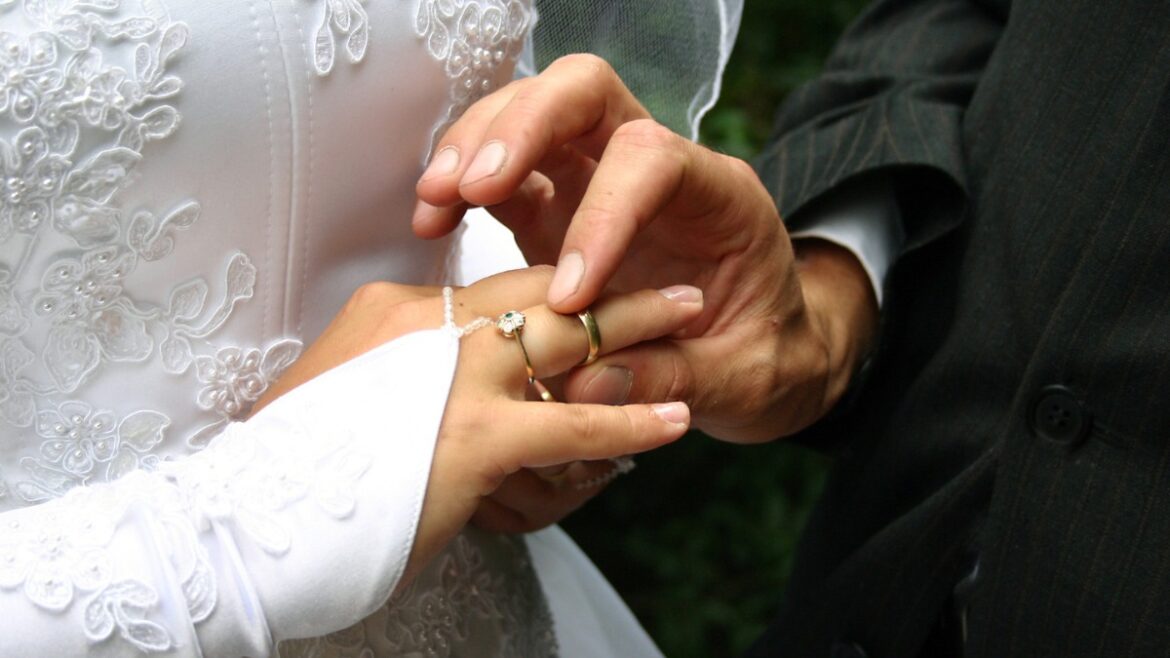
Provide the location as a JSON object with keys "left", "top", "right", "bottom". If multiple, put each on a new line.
{"left": 0, "top": 0, "right": 673, "bottom": 654}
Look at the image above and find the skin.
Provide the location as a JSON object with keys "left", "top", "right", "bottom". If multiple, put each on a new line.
{"left": 413, "top": 54, "right": 878, "bottom": 533}
{"left": 251, "top": 266, "right": 705, "bottom": 584}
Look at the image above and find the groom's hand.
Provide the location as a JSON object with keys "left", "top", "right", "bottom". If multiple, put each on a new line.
{"left": 415, "top": 54, "right": 877, "bottom": 444}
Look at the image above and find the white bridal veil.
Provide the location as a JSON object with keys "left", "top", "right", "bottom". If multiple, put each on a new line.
{"left": 523, "top": 0, "right": 744, "bottom": 140}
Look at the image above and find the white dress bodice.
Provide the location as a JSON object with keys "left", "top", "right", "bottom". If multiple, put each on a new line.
{"left": 0, "top": 1, "right": 661, "bottom": 656}
{"left": 0, "top": 0, "right": 525, "bottom": 496}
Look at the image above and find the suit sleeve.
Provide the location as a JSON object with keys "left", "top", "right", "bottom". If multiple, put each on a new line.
{"left": 758, "top": 0, "right": 1007, "bottom": 252}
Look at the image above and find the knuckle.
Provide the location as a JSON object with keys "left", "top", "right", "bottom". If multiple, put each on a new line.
{"left": 567, "top": 405, "right": 601, "bottom": 443}
{"left": 504, "top": 89, "right": 556, "bottom": 141}
{"left": 344, "top": 281, "right": 398, "bottom": 313}
{"left": 724, "top": 153, "right": 759, "bottom": 180}
{"left": 552, "top": 53, "right": 616, "bottom": 84}
{"left": 573, "top": 203, "right": 628, "bottom": 235}
{"left": 610, "top": 118, "right": 679, "bottom": 153}
{"left": 662, "top": 353, "right": 693, "bottom": 404}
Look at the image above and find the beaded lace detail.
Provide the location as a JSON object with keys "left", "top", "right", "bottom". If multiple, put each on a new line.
{"left": 0, "top": 0, "right": 304, "bottom": 506}
{"left": 415, "top": 0, "right": 530, "bottom": 150}
{"left": 0, "top": 0, "right": 556, "bottom": 654}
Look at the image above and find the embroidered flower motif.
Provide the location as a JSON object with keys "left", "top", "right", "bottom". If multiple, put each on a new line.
{"left": 0, "top": 501, "right": 117, "bottom": 611}
{"left": 194, "top": 347, "right": 266, "bottom": 418}
{"left": 194, "top": 339, "right": 301, "bottom": 418}
{"left": 0, "top": 126, "right": 68, "bottom": 240}
{"left": 33, "top": 246, "right": 154, "bottom": 392}
{"left": 0, "top": 337, "right": 35, "bottom": 427}
{"left": 312, "top": 0, "right": 370, "bottom": 76}
{"left": 30, "top": 402, "right": 167, "bottom": 481}
{"left": 442, "top": 1, "right": 527, "bottom": 105}
{"left": 414, "top": 0, "right": 530, "bottom": 150}
{"left": 167, "top": 419, "right": 370, "bottom": 555}
{"left": 0, "top": 479, "right": 175, "bottom": 651}
{"left": 0, "top": 1, "right": 554, "bottom": 654}
{"left": 0, "top": 30, "right": 59, "bottom": 123}
{"left": 380, "top": 532, "right": 558, "bottom": 657}
{"left": 35, "top": 402, "right": 120, "bottom": 477}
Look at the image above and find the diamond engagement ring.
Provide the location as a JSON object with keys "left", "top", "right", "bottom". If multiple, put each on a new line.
{"left": 497, "top": 311, "right": 555, "bottom": 402}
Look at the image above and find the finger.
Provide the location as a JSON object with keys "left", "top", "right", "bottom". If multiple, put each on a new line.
{"left": 564, "top": 332, "right": 791, "bottom": 442}
{"left": 544, "top": 119, "right": 711, "bottom": 312}
{"left": 471, "top": 497, "right": 532, "bottom": 534}
{"left": 416, "top": 140, "right": 599, "bottom": 243}
{"left": 491, "top": 399, "right": 689, "bottom": 470}
{"left": 476, "top": 467, "right": 605, "bottom": 532}
{"left": 517, "top": 285, "right": 704, "bottom": 378}
{"left": 449, "top": 265, "right": 556, "bottom": 323}
{"left": 450, "top": 54, "right": 651, "bottom": 208}
{"left": 478, "top": 146, "right": 600, "bottom": 267}
{"left": 412, "top": 200, "right": 471, "bottom": 240}
{"left": 480, "top": 173, "right": 561, "bottom": 265}
{"left": 564, "top": 340, "right": 699, "bottom": 408}
{"left": 415, "top": 80, "right": 525, "bottom": 206}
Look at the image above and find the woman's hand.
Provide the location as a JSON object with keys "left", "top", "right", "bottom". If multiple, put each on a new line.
{"left": 252, "top": 266, "right": 704, "bottom": 582}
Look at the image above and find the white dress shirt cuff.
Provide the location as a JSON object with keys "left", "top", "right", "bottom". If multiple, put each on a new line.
{"left": 789, "top": 176, "right": 904, "bottom": 307}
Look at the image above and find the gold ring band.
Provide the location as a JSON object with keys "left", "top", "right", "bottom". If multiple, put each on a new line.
{"left": 497, "top": 311, "right": 556, "bottom": 402}
{"left": 577, "top": 309, "right": 601, "bottom": 366}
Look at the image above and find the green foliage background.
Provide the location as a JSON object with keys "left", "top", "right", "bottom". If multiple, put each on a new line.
{"left": 561, "top": 1, "right": 867, "bottom": 656}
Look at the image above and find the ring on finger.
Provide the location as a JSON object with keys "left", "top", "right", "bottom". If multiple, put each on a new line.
{"left": 576, "top": 309, "right": 601, "bottom": 366}
{"left": 496, "top": 310, "right": 556, "bottom": 402}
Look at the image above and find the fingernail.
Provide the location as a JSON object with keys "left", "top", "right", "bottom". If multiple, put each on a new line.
{"left": 548, "top": 251, "right": 585, "bottom": 305}
{"left": 461, "top": 141, "right": 508, "bottom": 185}
{"left": 411, "top": 201, "right": 440, "bottom": 230}
{"left": 652, "top": 402, "right": 690, "bottom": 426}
{"left": 581, "top": 366, "right": 633, "bottom": 406}
{"left": 421, "top": 146, "right": 460, "bottom": 181}
{"left": 658, "top": 285, "right": 703, "bottom": 304}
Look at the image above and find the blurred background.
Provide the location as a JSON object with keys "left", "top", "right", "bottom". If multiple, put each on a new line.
{"left": 562, "top": 1, "right": 868, "bottom": 655}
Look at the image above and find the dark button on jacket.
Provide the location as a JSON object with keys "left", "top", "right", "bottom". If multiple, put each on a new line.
{"left": 1029, "top": 385, "right": 1091, "bottom": 445}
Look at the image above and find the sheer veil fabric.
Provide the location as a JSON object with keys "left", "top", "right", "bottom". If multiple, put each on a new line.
{"left": 523, "top": 0, "right": 743, "bottom": 140}
{"left": 0, "top": 0, "right": 738, "bottom": 655}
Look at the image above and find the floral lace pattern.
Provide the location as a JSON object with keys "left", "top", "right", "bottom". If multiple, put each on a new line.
{"left": 0, "top": 476, "right": 182, "bottom": 651}
{"left": 279, "top": 532, "right": 559, "bottom": 658}
{"left": 311, "top": 0, "right": 370, "bottom": 76}
{"left": 415, "top": 0, "right": 530, "bottom": 149}
{"left": 0, "top": 0, "right": 558, "bottom": 654}
{"left": 0, "top": 412, "right": 372, "bottom": 654}
{"left": 0, "top": 0, "right": 303, "bottom": 504}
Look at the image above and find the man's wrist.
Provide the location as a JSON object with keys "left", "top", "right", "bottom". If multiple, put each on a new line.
{"left": 793, "top": 238, "right": 879, "bottom": 411}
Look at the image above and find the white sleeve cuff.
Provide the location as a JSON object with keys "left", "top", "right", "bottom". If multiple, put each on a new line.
{"left": 789, "top": 176, "right": 904, "bottom": 306}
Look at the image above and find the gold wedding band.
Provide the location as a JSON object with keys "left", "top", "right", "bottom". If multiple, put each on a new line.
{"left": 577, "top": 309, "right": 601, "bottom": 366}
{"left": 497, "top": 311, "right": 556, "bottom": 402}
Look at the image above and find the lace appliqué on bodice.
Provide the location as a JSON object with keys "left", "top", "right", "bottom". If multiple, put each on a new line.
{"left": 0, "top": 0, "right": 303, "bottom": 505}
{"left": 415, "top": 0, "right": 529, "bottom": 150}
{"left": 311, "top": 0, "right": 369, "bottom": 76}
{"left": 279, "top": 532, "right": 559, "bottom": 658}
{"left": 0, "top": 0, "right": 556, "bottom": 654}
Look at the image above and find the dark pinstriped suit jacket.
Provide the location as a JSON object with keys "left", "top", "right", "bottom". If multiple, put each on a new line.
{"left": 744, "top": 1, "right": 1170, "bottom": 656}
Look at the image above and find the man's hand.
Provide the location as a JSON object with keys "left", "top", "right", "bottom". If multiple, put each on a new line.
{"left": 416, "top": 54, "right": 877, "bottom": 444}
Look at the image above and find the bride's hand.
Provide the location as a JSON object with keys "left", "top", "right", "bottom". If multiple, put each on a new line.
{"left": 252, "top": 266, "right": 703, "bottom": 582}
